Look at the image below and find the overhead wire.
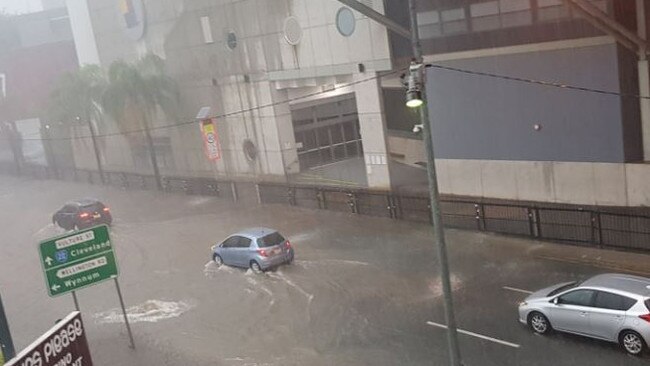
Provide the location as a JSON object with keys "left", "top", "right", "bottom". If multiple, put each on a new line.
{"left": 5, "top": 62, "right": 650, "bottom": 143}
{"left": 7, "top": 68, "right": 407, "bottom": 142}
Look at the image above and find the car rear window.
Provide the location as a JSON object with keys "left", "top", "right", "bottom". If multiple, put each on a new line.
{"left": 645, "top": 299, "right": 650, "bottom": 311}
{"left": 258, "top": 232, "right": 285, "bottom": 248}
{"left": 81, "top": 202, "right": 104, "bottom": 212}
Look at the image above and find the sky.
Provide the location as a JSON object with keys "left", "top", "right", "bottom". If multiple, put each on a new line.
{"left": 0, "top": 0, "right": 43, "bottom": 14}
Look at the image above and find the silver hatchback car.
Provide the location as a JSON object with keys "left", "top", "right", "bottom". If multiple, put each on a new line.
{"left": 211, "top": 228, "right": 294, "bottom": 272}
{"left": 519, "top": 273, "right": 650, "bottom": 355}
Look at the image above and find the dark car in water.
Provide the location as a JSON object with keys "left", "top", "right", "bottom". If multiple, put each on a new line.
{"left": 52, "top": 198, "right": 112, "bottom": 231}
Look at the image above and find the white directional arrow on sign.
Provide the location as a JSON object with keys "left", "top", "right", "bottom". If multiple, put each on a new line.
{"left": 44, "top": 257, "right": 54, "bottom": 266}
{"left": 51, "top": 284, "right": 60, "bottom": 292}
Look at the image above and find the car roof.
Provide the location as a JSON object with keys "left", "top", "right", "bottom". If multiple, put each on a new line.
{"left": 66, "top": 198, "right": 103, "bottom": 206}
{"left": 582, "top": 273, "right": 650, "bottom": 297}
{"left": 234, "top": 227, "right": 278, "bottom": 239}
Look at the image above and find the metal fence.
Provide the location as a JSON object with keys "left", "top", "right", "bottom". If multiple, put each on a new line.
{"left": 4, "top": 163, "right": 650, "bottom": 252}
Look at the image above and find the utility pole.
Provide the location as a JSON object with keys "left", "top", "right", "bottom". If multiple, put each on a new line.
{"left": 334, "top": 0, "right": 462, "bottom": 364}
{"left": 407, "top": 0, "right": 463, "bottom": 365}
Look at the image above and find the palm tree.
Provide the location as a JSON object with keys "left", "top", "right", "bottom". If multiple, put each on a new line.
{"left": 102, "top": 53, "right": 179, "bottom": 190}
{"left": 48, "top": 65, "right": 107, "bottom": 182}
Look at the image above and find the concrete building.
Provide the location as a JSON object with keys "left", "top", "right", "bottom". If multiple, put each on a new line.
{"left": 385, "top": 0, "right": 650, "bottom": 206}
{"left": 65, "top": 0, "right": 650, "bottom": 206}
{"left": 0, "top": 6, "right": 77, "bottom": 172}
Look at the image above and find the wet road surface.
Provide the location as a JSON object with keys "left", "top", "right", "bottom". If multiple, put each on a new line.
{"left": 0, "top": 175, "right": 648, "bottom": 365}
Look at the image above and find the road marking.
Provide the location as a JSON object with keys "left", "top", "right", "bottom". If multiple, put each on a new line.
{"left": 426, "top": 321, "right": 521, "bottom": 349}
{"left": 502, "top": 286, "right": 533, "bottom": 295}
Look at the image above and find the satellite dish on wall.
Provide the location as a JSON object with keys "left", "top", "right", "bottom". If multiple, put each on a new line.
{"left": 283, "top": 16, "right": 303, "bottom": 45}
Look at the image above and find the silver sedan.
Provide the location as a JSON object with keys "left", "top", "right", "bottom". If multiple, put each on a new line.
{"left": 518, "top": 273, "right": 650, "bottom": 356}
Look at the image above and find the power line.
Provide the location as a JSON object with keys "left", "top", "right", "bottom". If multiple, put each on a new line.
{"left": 7, "top": 69, "right": 405, "bottom": 142}
{"left": 426, "top": 63, "right": 650, "bottom": 100}
{"left": 6, "top": 63, "right": 650, "bottom": 143}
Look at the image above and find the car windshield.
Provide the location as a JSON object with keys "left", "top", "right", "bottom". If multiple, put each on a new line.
{"left": 548, "top": 281, "right": 581, "bottom": 297}
{"left": 258, "top": 232, "right": 285, "bottom": 248}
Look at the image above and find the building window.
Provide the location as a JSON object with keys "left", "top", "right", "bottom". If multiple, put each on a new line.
{"left": 133, "top": 137, "right": 175, "bottom": 171}
{"left": 418, "top": 0, "right": 611, "bottom": 40}
{"left": 417, "top": 10, "right": 442, "bottom": 38}
{"left": 291, "top": 96, "right": 364, "bottom": 170}
{"left": 49, "top": 16, "right": 70, "bottom": 36}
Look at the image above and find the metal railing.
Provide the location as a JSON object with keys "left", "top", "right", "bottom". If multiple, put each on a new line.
{"left": 5, "top": 162, "right": 650, "bottom": 252}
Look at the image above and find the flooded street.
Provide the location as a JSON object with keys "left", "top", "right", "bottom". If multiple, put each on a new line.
{"left": 0, "top": 176, "right": 648, "bottom": 365}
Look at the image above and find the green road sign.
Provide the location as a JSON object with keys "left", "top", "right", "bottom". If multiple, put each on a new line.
{"left": 38, "top": 225, "right": 118, "bottom": 297}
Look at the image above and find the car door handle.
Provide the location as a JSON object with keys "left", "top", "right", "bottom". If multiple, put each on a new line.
{"left": 579, "top": 311, "right": 588, "bottom": 316}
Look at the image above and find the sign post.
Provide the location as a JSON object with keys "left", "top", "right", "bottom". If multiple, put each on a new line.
{"left": 0, "top": 293, "right": 15, "bottom": 363}
{"left": 38, "top": 226, "right": 134, "bottom": 349}
{"left": 5, "top": 312, "right": 92, "bottom": 366}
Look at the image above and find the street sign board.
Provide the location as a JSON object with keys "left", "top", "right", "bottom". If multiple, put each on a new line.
{"left": 38, "top": 225, "right": 118, "bottom": 297}
{"left": 200, "top": 119, "right": 221, "bottom": 161}
{"left": 6, "top": 312, "right": 93, "bottom": 366}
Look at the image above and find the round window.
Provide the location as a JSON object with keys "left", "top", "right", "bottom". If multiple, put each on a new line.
{"left": 336, "top": 7, "right": 356, "bottom": 37}
{"left": 243, "top": 139, "right": 258, "bottom": 162}
{"left": 226, "top": 31, "right": 237, "bottom": 50}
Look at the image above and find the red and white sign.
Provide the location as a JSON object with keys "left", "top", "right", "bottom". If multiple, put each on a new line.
{"left": 200, "top": 119, "right": 221, "bottom": 161}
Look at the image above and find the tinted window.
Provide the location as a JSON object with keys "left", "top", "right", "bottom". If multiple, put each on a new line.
{"left": 222, "top": 236, "right": 240, "bottom": 248}
{"left": 81, "top": 202, "right": 104, "bottom": 212}
{"left": 258, "top": 232, "right": 285, "bottom": 248}
{"left": 237, "top": 237, "right": 252, "bottom": 248}
{"left": 594, "top": 291, "right": 636, "bottom": 311}
{"left": 646, "top": 299, "right": 650, "bottom": 311}
{"left": 558, "top": 290, "right": 595, "bottom": 306}
{"left": 61, "top": 205, "right": 78, "bottom": 214}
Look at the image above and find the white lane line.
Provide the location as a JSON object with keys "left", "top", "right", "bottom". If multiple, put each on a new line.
{"left": 426, "top": 321, "right": 521, "bottom": 349}
{"left": 502, "top": 286, "right": 533, "bottom": 295}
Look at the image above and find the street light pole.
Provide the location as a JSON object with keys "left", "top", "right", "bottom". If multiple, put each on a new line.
{"left": 407, "top": 0, "right": 463, "bottom": 365}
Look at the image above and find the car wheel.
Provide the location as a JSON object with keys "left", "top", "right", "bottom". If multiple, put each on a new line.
{"left": 287, "top": 252, "right": 294, "bottom": 264}
{"left": 250, "top": 261, "right": 263, "bottom": 273}
{"left": 213, "top": 254, "right": 223, "bottom": 267}
{"left": 528, "top": 312, "right": 551, "bottom": 335}
{"left": 620, "top": 330, "right": 646, "bottom": 356}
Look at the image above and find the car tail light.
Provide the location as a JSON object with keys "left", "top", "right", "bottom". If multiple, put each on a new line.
{"left": 103, "top": 207, "right": 110, "bottom": 212}
{"left": 257, "top": 249, "right": 268, "bottom": 257}
{"left": 285, "top": 241, "right": 291, "bottom": 248}
{"left": 79, "top": 212, "right": 90, "bottom": 219}
{"left": 639, "top": 314, "right": 650, "bottom": 323}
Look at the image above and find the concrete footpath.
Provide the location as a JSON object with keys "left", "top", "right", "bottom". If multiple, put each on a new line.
{"left": 524, "top": 238, "right": 650, "bottom": 276}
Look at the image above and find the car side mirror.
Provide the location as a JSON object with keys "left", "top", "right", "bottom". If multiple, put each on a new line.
{"left": 552, "top": 298, "right": 559, "bottom": 305}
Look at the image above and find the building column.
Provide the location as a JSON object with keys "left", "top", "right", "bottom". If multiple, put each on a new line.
{"left": 637, "top": 0, "right": 650, "bottom": 160}
{"left": 639, "top": 60, "right": 650, "bottom": 160}
{"left": 354, "top": 72, "right": 393, "bottom": 189}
